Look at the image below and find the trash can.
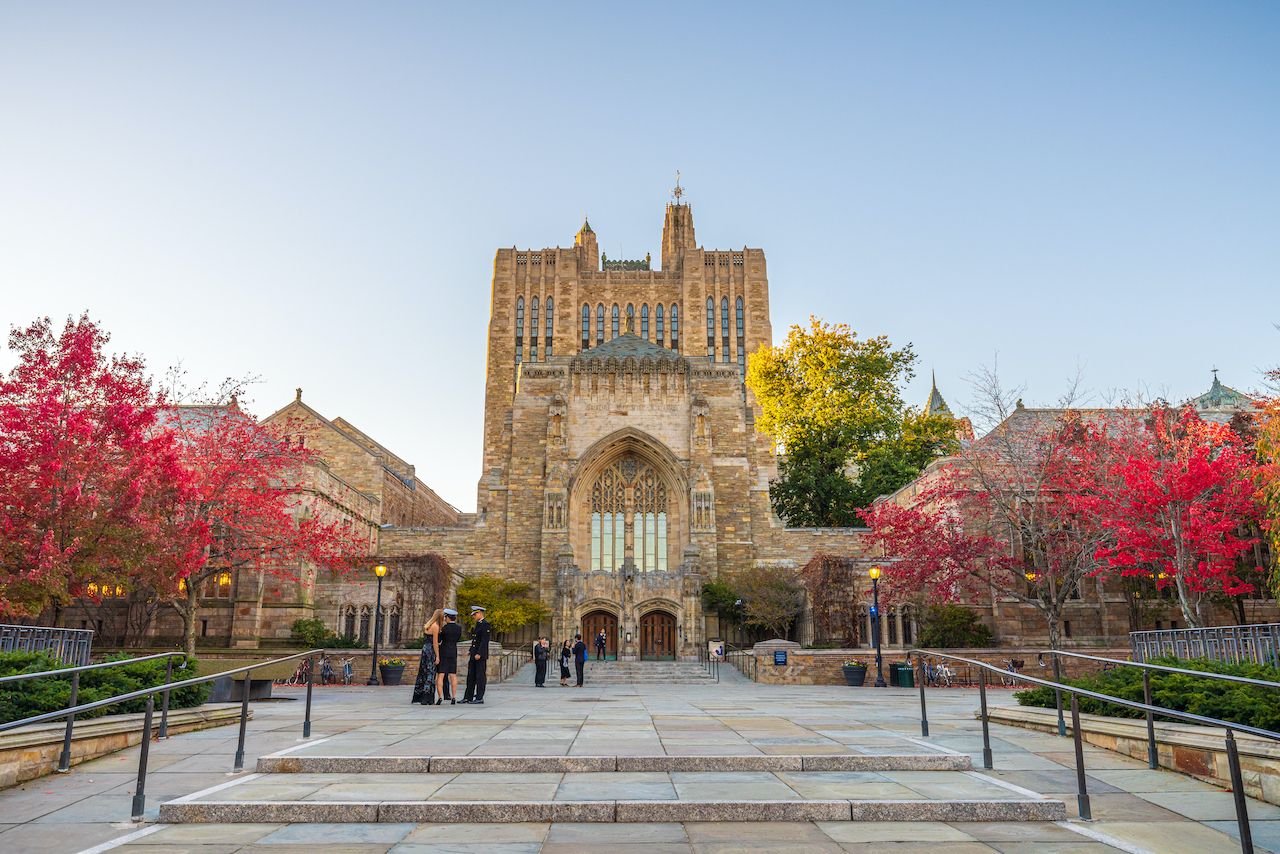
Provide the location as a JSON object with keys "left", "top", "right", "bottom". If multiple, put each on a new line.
{"left": 895, "top": 662, "right": 915, "bottom": 688}
{"left": 887, "top": 662, "right": 903, "bottom": 686}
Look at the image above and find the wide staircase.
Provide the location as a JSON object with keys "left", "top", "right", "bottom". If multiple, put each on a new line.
{"left": 583, "top": 659, "right": 719, "bottom": 684}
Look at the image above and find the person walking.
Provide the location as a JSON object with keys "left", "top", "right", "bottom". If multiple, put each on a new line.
{"left": 434, "top": 608, "right": 461, "bottom": 705}
{"left": 573, "top": 634, "right": 587, "bottom": 687}
{"left": 558, "top": 640, "right": 572, "bottom": 686}
{"left": 594, "top": 629, "right": 607, "bottom": 661}
{"left": 533, "top": 636, "right": 548, "bottom": 687}
{"left": 460, "top": 604, "right": 491, "bottom": 704}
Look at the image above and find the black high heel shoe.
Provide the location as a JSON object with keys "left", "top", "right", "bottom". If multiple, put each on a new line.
{"left": 435, "top": 696, "right": 442, "bottom": 705}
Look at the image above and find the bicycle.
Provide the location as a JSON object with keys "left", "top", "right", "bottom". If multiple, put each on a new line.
{"left": 923, "top": 659, "right": 955, "bottom": 687}
{"left": 1000, "top": 658, "right": 1025, "bottom": 687}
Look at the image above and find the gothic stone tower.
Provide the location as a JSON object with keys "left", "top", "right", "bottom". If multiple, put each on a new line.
{"left": 475, "top": 197, "right": 778, "bottom": 659}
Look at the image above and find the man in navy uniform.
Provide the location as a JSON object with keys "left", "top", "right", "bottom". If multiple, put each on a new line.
{"left": 459, "top": 604, "right": 491, "bottom": 704}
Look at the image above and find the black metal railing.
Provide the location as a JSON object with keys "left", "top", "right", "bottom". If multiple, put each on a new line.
{"left": 0, "top": 651, "right": 187, "bottom": 772}
{"left": 496, "top": 645, "right": 531, "bottom": 682}
{"left": 722, "top": 645, "right": 756, "bottom": 681}
{"left": 0, "top": 624, "right": 95, "bottom": 666}
{"left": 0, "top": 648, "right": 323, "bottom": 821}
{"left": 1131, "top": 623, "right": 1280, "bottom": 668}
{"left": 909, "top": 648, "right": 1279, "bottom": 854}
{"left": 697, "top": 645, "right": 721, "bottom": 682}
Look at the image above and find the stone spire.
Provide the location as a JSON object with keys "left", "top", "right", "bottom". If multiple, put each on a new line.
{"left": 574, "top": 215, "right": 598, "bottom": 271}
{"left": 925, "top": 371, "right": 952, "bottom": 416}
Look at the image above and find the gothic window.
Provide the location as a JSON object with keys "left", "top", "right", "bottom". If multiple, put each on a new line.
{"left": 706, "top": 297, "right": 715, "bottom": 361}
{"left": 515, "top": 297, "right": 525, "bottom": 365}
{"left": 721, "top": 297, "right": 730, "bottom": 363}
{"left": 530, "top": 297, "right": 539, "bottom": 362}
{"left": 388, "top": 606, "right": 401, "bottom": 646}
{"left": 581, "top": 304, "right": 590, "bottom": 350}
{"left": 641, "top": 304, "right": 649, "bottom": 339}
{"left": 596, "top": 304, "right": 605, "bottom": 345}
{"left": 693, "top": 491, "right": 715, "bottom": 530}
{"left": 611, "top": 304, "right": 620, "bottom": 338}
{"left": 340, "top": 605, "right": 356, "bottom": 639}
{"left": 670, "top": 304, "right": 679, "bottom": 350}
{"left": 589, "top": 456, "right": 669, "bottom": 573}
{"left": 735, "top": 297, "right": 745, "bottom": 376}
{"left": 358, "top": 606, "right": 371, "bottom": 646}
{"left": 655, "top": 304, "right": 664, "bottom": 344}
{"left": 545, "top": 297, "right": 554, "bottom": 357}
{"left": 626, "top": 303, "right": 634, "bottom": 334}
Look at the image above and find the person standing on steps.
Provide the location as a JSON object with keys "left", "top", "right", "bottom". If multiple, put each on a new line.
{"left": 460, "top": 605, "right": 491, "bottom": 704}
{"left": 573, "top": 633, "right": 588, "bottom": 687}
{"left": 594, "top": 629, "right": 607, "bottom": 661}
{"left": 558, "top": 639, "right": 572, "bottom": 686}
{"left": 434, "top": 609, "right": 461, "bottom": 705}
{"left": 533, "top": 636, "right": 548, "bottom": 687}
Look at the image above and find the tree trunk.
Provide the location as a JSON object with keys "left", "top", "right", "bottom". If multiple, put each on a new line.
{"left": 172, "top": 586, "right": 200, "bottom": 657}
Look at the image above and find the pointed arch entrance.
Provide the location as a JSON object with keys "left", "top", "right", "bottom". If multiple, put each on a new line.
{"left": 639, "top": 610, "right": 677, "bottom": 661}
{"left": 581, "top": 609, "right": 618, "bottom": 660}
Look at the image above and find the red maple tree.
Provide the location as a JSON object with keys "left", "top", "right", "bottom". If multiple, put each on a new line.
{"left": 160, "top": 402, "right": 368, "bottom": 654}
{"left": 0, "top": 315, "right": 189, "bottom": 617}
{"left": 861, "top": 396, "right": 1117, "bottom": 649}
{"left": 1085, "top": 404, "right": 1262, "bottom": 627}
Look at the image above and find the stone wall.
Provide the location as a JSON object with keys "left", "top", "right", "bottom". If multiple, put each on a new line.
{"left": 743, "top": 643, "right": 1134, "bottom": 686}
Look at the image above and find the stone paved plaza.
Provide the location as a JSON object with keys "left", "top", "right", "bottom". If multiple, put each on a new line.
{"left": 0, "top": 663, "right": 1276, "bottom": 853}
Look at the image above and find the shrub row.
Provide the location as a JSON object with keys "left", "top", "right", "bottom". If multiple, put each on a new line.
{"left": 1014, "top": 655, "right": 1280, "bottom": 732}
{"left": 0, "top": 651, "right": 209, "bottom": 724}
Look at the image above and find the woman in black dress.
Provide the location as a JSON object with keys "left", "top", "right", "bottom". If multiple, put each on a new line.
{"left": 411, "top": 609, "right": 442, "bottom": 705}
{"left": 558, "top": 639, "right": 572, "bottom": 687}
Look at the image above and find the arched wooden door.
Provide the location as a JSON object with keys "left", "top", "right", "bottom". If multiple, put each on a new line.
{"left": 640, "top": 610, "right": 676, "bottom": 661}
{"left": 581, "top": 610, "right": 618, "bottom": 660}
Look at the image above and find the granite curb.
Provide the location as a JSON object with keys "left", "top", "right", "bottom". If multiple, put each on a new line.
{"left": 255, "top": 753, "right": 972, "bottom": 774}
{"left": 158, "top": 796, "right": 1066, "bottom": 823}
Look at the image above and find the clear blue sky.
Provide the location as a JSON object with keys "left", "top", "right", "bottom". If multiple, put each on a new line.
{"left": 2, "top": 2, "right": 1277, "bottom": 510}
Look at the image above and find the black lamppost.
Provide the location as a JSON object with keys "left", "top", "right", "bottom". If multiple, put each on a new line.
{"left": 869, "top": 566, "right": 886, "bottom": 687}
{"left": 366, "top": 563, "right": 388, "bottom": 685}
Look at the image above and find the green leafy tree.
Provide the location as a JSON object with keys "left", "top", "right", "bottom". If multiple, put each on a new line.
{"left": 455, "top": 574, "right": 550, "bottom": 635}
{"left": 747, "top": 317, "right": 957, "bottom": 524}
{"left": 701, "top": 579, "right": 745, "bottom": 626}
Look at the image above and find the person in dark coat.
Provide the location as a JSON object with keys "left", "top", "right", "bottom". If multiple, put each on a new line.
{"left": 572, "top": 634, "right": 587, "bottom": 687}
{"left": 533, "top": 637, "right": 548, "bottom": 687}
{"left": 594, "top": 630, "right": 607, "bottom": 661}
{"left": 460, "top": 605, "right": 491, "bottom": 704}
{"left": 435, "top": 608, "right": 462, "bottom": 705}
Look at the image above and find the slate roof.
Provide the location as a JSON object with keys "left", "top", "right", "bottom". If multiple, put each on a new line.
{"left": 572, "top": 332, "right": 685, "bottom": 363}
{"left": 925, "top": 371, "right": 952, "bottom": 416}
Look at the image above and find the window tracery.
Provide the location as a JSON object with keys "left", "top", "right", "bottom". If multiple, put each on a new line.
{"left": 588, "top": 455, "right": 669, "bottom": 572}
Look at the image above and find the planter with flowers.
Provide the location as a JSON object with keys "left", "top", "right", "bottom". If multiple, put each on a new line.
{"left": 378, "top": 657, "right": 406, "bottom": 686}
{"left": 841, "top": 660, "right": 868, "bottom": 687}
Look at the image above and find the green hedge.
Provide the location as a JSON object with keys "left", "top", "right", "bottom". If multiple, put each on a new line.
{"left": 0, "top": 651, "right": 209, "bottom": 724}
{"left": 1014, "top": 656, "right": 1280, "bottom": 732}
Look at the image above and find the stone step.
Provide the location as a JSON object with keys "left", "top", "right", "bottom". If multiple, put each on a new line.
{"left": 257, "top": 753, "right": 973, "bottom": 774}
{"left": 160, "top": 767, "right": 1067, "bottom": 824}
{"left": 159, "top": 797, "right": 1066, "bottom": 824}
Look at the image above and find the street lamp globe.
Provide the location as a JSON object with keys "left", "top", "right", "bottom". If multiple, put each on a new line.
{"left": 868, "top": 566, "right": 882, "bottom": 581}
{"left": 375, "top": 564, "right": 388, "bottom": 578}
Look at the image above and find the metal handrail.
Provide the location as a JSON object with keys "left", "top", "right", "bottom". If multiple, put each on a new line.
{"left": 0, "top": 650, "right": 188, "bottom": 772}
{"left": 910, "top": 648, "right": 1272, "bottom": 853}
{"left": 1, "top": 647, "right": 323, "bottom": 821}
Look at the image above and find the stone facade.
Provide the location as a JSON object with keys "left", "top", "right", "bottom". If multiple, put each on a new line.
{"left": 379, "top": 201, "right": 871, "bottom": 659}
